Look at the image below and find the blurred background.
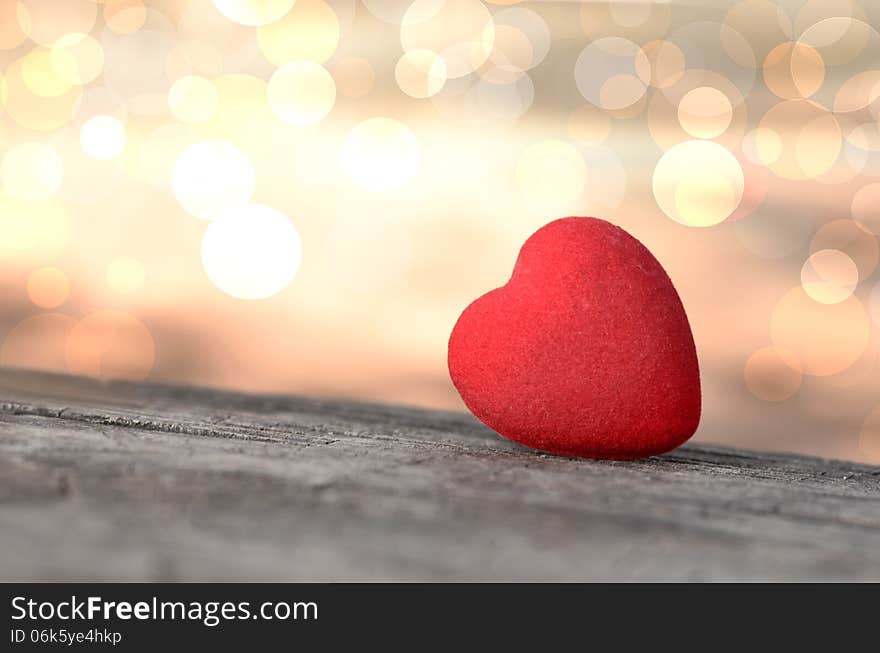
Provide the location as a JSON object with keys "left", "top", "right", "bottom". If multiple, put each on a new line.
{"left": 1, "top": 0, "right": 879, "bottom": 463}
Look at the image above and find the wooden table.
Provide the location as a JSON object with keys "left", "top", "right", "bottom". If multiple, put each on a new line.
{"left": 1, "top": 368, "right": 878, "bottom": 581}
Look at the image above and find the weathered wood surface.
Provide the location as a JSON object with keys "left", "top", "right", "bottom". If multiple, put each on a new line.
{"left": 0, "top": 367, "right": 878, "bottom": 582}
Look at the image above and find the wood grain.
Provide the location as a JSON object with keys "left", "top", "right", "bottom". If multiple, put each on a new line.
{"left": 0, "top": 367, "right": 878, "bottom": 581}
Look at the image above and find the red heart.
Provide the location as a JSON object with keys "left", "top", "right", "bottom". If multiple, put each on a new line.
{"left": 448, "top": 217, "right": 701, "bottom": 459}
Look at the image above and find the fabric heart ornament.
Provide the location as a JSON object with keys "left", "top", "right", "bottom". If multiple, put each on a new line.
{"left": 448, "top": 217, "right": 701, "bottom": 459}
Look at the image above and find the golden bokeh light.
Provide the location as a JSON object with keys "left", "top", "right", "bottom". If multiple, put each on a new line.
{"left": 516, "top": 140, "right": 587, "bottom": 209}
{"left": 27, "top": 266, "right": 70, "bottom": 309}
{"left": 395, "top": 49, "right": 448, "bottom": 99}
{"left": 744, "top": 346, "right": 802, "bottom": 402}
{"left": 401, "top": 0, "right": 495, "bottom": 79}
{"left": 212, "top": 0, "right": 295, "bottom": 26}
{"left": 106, "top": 256, "right": 145, "bottom": 294}
{"left": 168, "top": 75, "right": 219, "bottom": 124}
{"left": 770, "top": 287, "right": 869, "bottom": 377}
{"left": 80, "top": 115, "right": 127, "bottom": 159}
{"left": 342, "top": 118, "right": 420, "bottom": 192}
{"left": 49, "top": 32, "right": 105, "bottom": 86}
{"left": 66, "top": 309, "right": 155, "bottom": 381}
{"left": 762, "top": 42, "right": 824, "bottom": 100}
{"left": 172, "top": 140, "right": 255, "bottom": 219}
{"left": 652, "top": 140, "right": 744, "bottom": 227}
{"left": 267, "top": 61, "right": 336, "bottom": 126}
{"left": 257, "top": 0, "right": 339, "bottom": 65}
{"left": 648, "top": 70, "right": 747, "bottom": 151}
{"left": 21, "top": 47, "right": 74, "bottom": 98}
{"left": 3, "top": 53, "right": 82, "bottom": 131}
{"left": 677, "top": 86, "right": 733, "bottom": 139}
{"left": 800, "top": 249, "right": 858, "bottom": 305}
{"left": 0, "top": 142, "right": 64, "bottom": 200}
{"left": 201, "top": 204, "right": 302, "bottom": 300}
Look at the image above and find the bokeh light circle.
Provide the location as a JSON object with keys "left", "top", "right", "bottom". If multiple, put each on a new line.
{"left": 212, "top": 0, "right": 296, "bottom": 26}
{"left": 762, "top": 41, "right": 825, "bottom": 100}
{"left": 267, "top": 61, "right": 336, "bottom": 126}
{"left": 27, "top": 267, "right": 69, "bottom": 309}
{"left": 677, "top": 86, "right": 733, "bottom": 139}
{"left": 652, "top": 140, "right": 744, "bottom": 227}
{"left": 201, "top": 204, "right": 302, "bottom": 300}
{"left": 80, "top": 115, "right": 127, "bottom": 160}
{"left": 800, "top": 249, "right": 859, "bottom": 304}
{"left": 49, "top": 32, "right": 104, "bottom": 86}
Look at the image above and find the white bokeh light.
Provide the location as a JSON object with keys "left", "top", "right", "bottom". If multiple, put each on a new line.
{"left": 267, "top": 61, "right": 336, "bottom": 126}
{"left": 80, "top": 115, "right": 127, "bottom": 160}
{"left": 172, "top": 141, "right": 255, "bottom": 220}
{"left": 212, "top": 0, "right": 296, "bottom": 27}
{"left": 201, "top": 204, "right": 302, "bottom": 300}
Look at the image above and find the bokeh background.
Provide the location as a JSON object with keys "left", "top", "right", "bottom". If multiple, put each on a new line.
{"left": 1, "top": 0, "right": 880, "bottom": 463}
